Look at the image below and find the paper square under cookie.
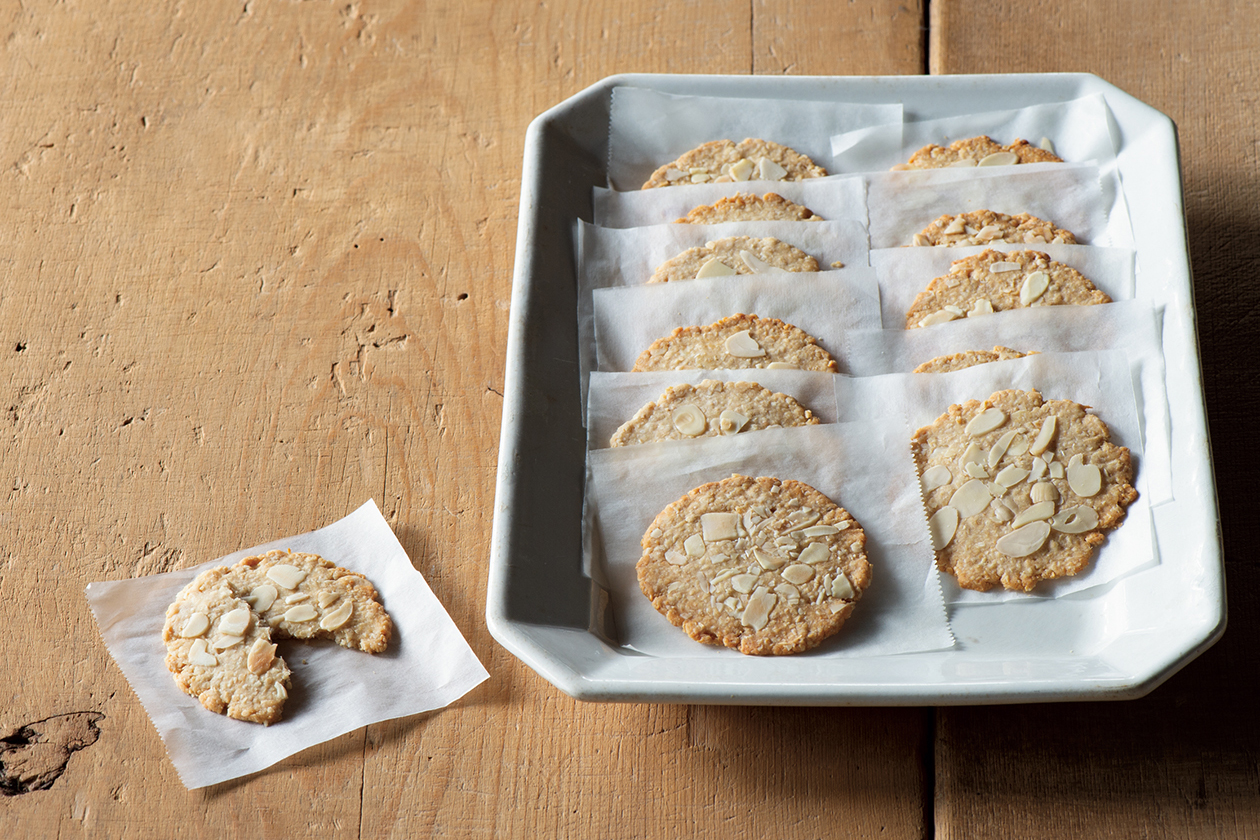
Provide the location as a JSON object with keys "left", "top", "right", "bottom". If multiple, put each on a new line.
{"left": 86, "top": 500, "right": 488, "bottom": 789}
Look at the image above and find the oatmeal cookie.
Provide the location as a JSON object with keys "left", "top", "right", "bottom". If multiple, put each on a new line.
{"left": 610, "top": 380, "right": 819, "bottom": 446}
{"left": 905, "top": 249, "right": 1111, "bottom": 328}
{"left": 913, "top": 347, "right": 1037, "bottom": 374}
{"left": 643, "top": 139, "right": 827, "bottom": 189}
{"left": 650, "top": 236, "right": 819, "bottom": 284}
{"left": 633, "top": 314, "right": 839, "bottom": 373}
{"left": 674, "top": 192, "right": 824, "bottom": 224}
{"left": 910, "top": 210, "right": 1077, "bottom": 247}
{"left": 894, "top": 136, "right": 1062, "bottom": 170}
{"left": 637, "top": 474, "right": 870, "bottom": 655}
{"left": 912, "top": 389, "right": 1138, "bottom": 592}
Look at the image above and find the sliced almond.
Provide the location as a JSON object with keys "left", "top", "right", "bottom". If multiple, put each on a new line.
{"left": 695, "top": 257, "right": 737, "bottom": 279}
{"left": 918, "top": 310, "right": 961, "bottom": 327}
{"left": 989, "top": 260, "right": 1021, "bottom": 272}
{"left": 730, "top": 158, "right": 755, "bottom": 181}
{"left": 944, "top": 216, "right": 967, "bottom": 235}
{"left": 317, "top": 590, "right": 341, "bottom": 608}
{"left": 1011, "top": 500, "right": 1057, "bottom": 528}
{"left": 965, "top": 461, "right": 989, "bottom": 479}
{"left": 319, "top": 599, "right": 354, "bottom": 631}
{"left": 929, "top": 506, "right": 960, "bottom": 550}
{"left": 988, "top": 430, "right": 1018, "bottom": 468}
{"left": 731, "top": 574, "right": 759, "bottom": 594}
{"left": 948, "top": 158, "right": 978, "bottom": 168}
{"left": 1029, "top": 415, "right": 1057, "bottom": 456}
{"left": 990, "top": 499, "right": 1014, "bottom": 522}
{"left": 246, "top": 584, "right": 278, "bottom": 612}
{"left": 1030, "top": 456, "right": 1049, "bottom": 481}
{"left": 283, "top": 604, "right": 318, "bottom": 623}
{"left": 218, "top": 607, "right": 251, "bottom": 637}
{"left": 831, "top": 572, "right": 855, "bottom": 599}
{"left": 247, "top": 638, "right": 277, "bottom": 675}
{"left": 683, "top": 534, "right": 706, "bottom": 556}
{"left": 1050, "top": 505, "right": 1100, "bottom": 533}
{"left": 188, "top": 638, "right": 218, "bottom": 667}
{"left": 671, "top": 403, "right": 707, "bottom": 436}
{"left": 802, "top": 524, "right": 841, "bottom": 537}
{"left": 757, "top": 157, "right": 788, "bottom": 181}
{"left": 213, "top": 635, "right": 243, "bottom": 651}
{"left": 781, "top": 564, "right": 814, "bottom": 585}
{"left": 965, "top": 407, "right": 1007, "bottom": 436}
{"left": 775, "top": 582, "right": 801, "bottom": 602}
{"left": 912, "top": 233, "right": 930, "bottom": 246}
{"left": 995, "top": 464, "right": 1030, "bottom": 488}
{"left": 718, "top": 409, "right": 749, "bottom": 435}
{"left": 1031, "top": 481, "right": 1059, "bottom": 503}
{"left": 766, "top": 362, "right": 797, "bottom": 370}
{"left": 1020, "top": 271, "right": 1050, "bottom": 305}
{"left": 724, "top": 329, "right": 766, "bottom": 359}
{"left": 1049, "top": 461, "right": 1065, "bottom": 479}
{"left": 1066, "top": 454, "right": 1102, "bottom": 497}
{"left": 739, "top": 250, "right": 787, "bottom": 274}
{"left": 740, "top": 586, "right": 777, "bottom": 630}
{"left": 753, "top": 546, "right": 786, "bottom": 571}
{"left": 690, "top": 172, "right": 711, "bottom": 184}
{"left": 959, "top": 442, "right": 985, "bottom": 469}
{"left": 995, "top": 521, "right": 1052, "bottom": 557}
{"left": 922, "top": 465, "right": 953, "bottom": 492}
{"left": 978, "top": 151, "right": 1019, "bottom": 166}
{"left": 967, "top": 298, "right": 995, "bottom": 317}
{"left": 266, "top": 564, "right": 307, "bottom": 591}
{"left": 797, "top": 543, "right": 830, "bottom": 565}
{"left": 664, "top": 549, "right": 688, "bottom": 566}
{"left": 949, "top": 479, "right": 992, "bottom": 518}
{"left": 701, "top": 512, "right": 739, "bottom": 541}
{"left": 1039, "top": 137, "right": 1056, "bottom": 153}
{"left": 284, "top": 593, "right": 310, "bottom": 604}
{"left": 179, "top": 612, "right": 210, "bottom": 639}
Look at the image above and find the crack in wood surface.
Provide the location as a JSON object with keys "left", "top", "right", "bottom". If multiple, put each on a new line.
{"left": 1, "top": 712, "right": 104, "bottom": 796}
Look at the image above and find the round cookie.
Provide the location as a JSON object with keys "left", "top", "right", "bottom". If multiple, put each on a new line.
{"left": 632, "top": 314, "right": 839, "bottom": 373}
{"left": 893, "top": 136, "right": 1062, "bottom": 170}
{"left": 610, "top": 380, "right": 819, "bottom": 446}
{"left": 162, "top": 549, "right": 392, "bottom": 724}
{"left": 905, "top": 249, "right": 1111, "bottom": 328}
{"left": 649, "top": 236, "right": 820, "bottom": 284}
{"left": 643, "top": 139, "right": 827, "bottom": 189}
{"left": 910, "top": 210, "right": 1078, "bottom": 247}
{"left": 911, "top": 389, "right": 1139, "bottom": 592}
{"left": 163, "top": 569, "right": 292, "bottom": 725}
{"left": 674, "top": 192, "right": 824, "bottom": 224}
{"left": 913, "top": 346, "right": 1037, "bottom": 374}
{"left": 637, "top": 474, "right": 870, "bottom": 655}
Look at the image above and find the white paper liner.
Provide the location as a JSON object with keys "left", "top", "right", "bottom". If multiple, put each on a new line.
{"left": 830, "top": 94, "right": 1119, "bottom": 174}
{"left": 865, "top": 162, "right": 1132, "bottom": 249}
{"left": 842, "top": 299, "right": 1172, "bottom": 506}
{"left": 832, "top": 350, "right": 1155, "bottom": 604}
{"left": 585, "top": 422, "right": 954, "bottom": 658}
{"left": 871, "top": 243, "right": 1136, "bottom": 329}
{"left": 592, "top": 269, "right": 881, "bottom": 374}
{"left": 592, "top": 175, "right": 867, "bottom": 228}
{"left": 586, "top": 369, "right": 840, "bottom": 451}
{"left": 608, "top": 86, "right": 902, "bottom": 190}
{"left": 85, "top": 500, "right": 489, "bottom": 790}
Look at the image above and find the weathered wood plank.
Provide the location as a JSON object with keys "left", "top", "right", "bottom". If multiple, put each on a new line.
{"left": 932, "top": 1, "right": 1260, "bottom": 836}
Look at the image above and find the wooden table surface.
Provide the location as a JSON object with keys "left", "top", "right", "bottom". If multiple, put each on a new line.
{"left": 2, "top": 1, "right": 1255, "bottom": 837}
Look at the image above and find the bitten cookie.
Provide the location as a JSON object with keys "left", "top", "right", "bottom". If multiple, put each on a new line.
{"left": 637, "top": 474, "right": 870, "bottom": 655}
{"left": 650, "top": 236, "right": 820, "bottom": 284}
{"left": 674, "top": 192, "right": 824, "bottom": 224}
{"left": 893, "top": 136, "right": 1062, "bottom": 170}
{"left": 913, "top": 347, "right": 1037, "bottom": 374}
{"left": 643, "top": 139, "right": 827, "bottom": 188}
{"left": 632, "top": 314, "right": 839, "bottom": 373}
{"left": 911, "top": 389, "right": 1138, "bottom": 592}
{"left": 162, "top": 549, "right": 392, "bottom": 724}
{"left": 910, "top": 210, "right": 1078, "bottom": 247}
{"left": 610, "top": 380, "right": 819, "bottom": 446}
{"left": 905, "top": 249, "right": 1111, "bottom": 328}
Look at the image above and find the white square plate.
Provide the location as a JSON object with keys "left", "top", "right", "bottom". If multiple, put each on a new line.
{"left": 487, "top": 74, "right": 1223, "bottom": 705}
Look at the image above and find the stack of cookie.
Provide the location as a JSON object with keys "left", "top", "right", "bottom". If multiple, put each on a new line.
{"left": 578, "top": 87, "right": 1156, "bottom": 661}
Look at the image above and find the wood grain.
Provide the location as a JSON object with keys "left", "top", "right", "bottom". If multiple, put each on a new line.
{"left": 932, "top": 1, "right": 1260, "bottom": 837}
{"left": 0, "top": 1, "right": 928, "bottom": 838}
